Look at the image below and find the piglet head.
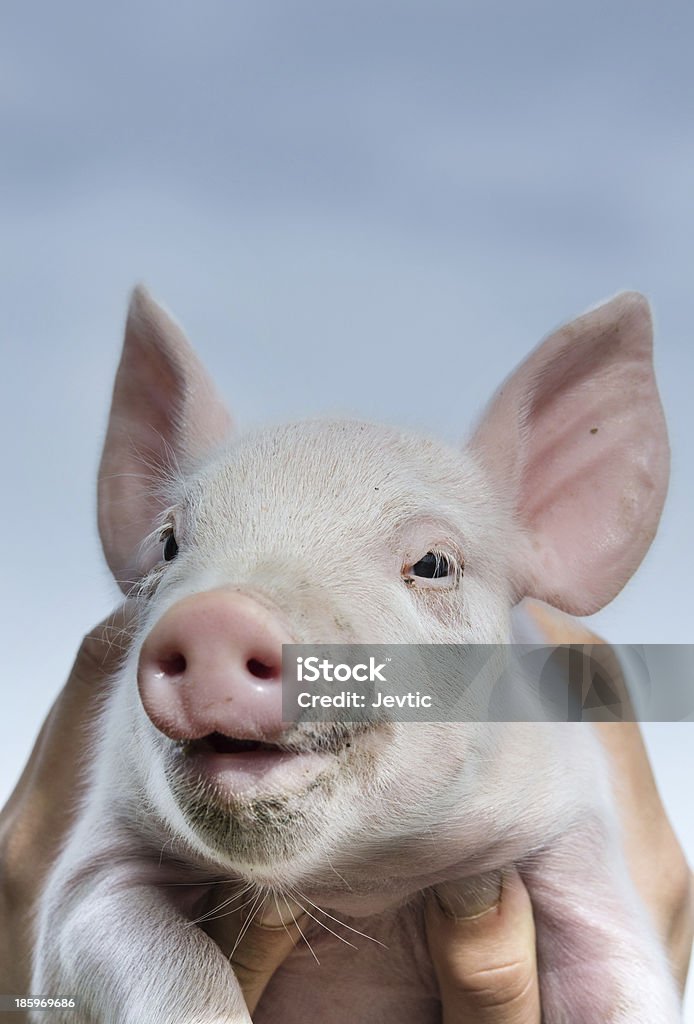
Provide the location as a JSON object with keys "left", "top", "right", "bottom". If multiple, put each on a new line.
{"left": 96, "top": 287, "right": 668, "bottom": 888}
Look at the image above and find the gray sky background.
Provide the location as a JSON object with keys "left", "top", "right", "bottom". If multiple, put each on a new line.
{"left": 1, "top": 0, "right": 693, "bottom": 1008}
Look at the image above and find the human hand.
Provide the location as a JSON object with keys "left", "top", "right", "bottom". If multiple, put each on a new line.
{"left": 0, "top": 605, "right": 302, "bottom": 1018}
{"left": 0, "top": 606, "right": 135, "bottom": 997}
{"left": 1, "top": 602, "right": 691, "bottom": 1021}
{"left": 423, "top": 602, "right": 693, "bottom": 1022}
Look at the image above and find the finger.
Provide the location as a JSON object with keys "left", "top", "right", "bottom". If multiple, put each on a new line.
{"left": 526, "top": 601, "right": 694, "bottom": 990}
{"left": 425, "top": 868, "right": 540, "bottom": 1024}
{"left": 33, "top": 601, "right": 135, "bottom": 767}
{"left": 593, "top": 722, "right": 694, "bottom": 990}
{"left": 204, "top": 897, "right": 306, "bottom": 1015}
{"left": 1, "top": 604, "right": 136, "bottom": 885}
{"left": 669, "top": 871, "right": 694, "bottom": 992}
{"left": 68, "top": 600, "right": 137, "bottom": 689}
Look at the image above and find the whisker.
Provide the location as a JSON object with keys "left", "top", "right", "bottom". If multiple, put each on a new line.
{"left": 269, "top": 891, "right": 298, "bottom": 945}
{"left": 227, "top": 887, "right": 266, "bottom": 960}
{"left": 280, "top": 891, "right": 320, "bottom": 965}
{"left": 324, "top": 856, "right": 353, "bottom": 892}
{"left": 162, "top": 878, "right": 242, "bottom": 887}
{"left": 194, "top": 889, "right": 258, "bottom": 925}
{"left": 287, "top": 892, "right": 358, "bottom": 951}
{"left": 191, "top": 882, "right": 255, "bottom": 925}
{"left": 288, "top": 887, "right": 388, "bottom": 949}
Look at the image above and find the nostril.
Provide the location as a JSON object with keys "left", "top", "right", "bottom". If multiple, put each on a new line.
{"left": 156, "top": 652, "right": 187, "bottom": 678}
{"left": 247, "top": 657, "right": 278, "bottom": 681}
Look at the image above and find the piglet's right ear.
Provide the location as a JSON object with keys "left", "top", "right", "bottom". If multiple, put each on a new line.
{"left": 98, "top": 286, "right": 232, "bottom": 592}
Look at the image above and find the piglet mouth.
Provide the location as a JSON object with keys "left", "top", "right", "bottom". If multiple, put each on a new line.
{"left": 170, "top": 729, "right": 336, "bottom": 797}
{"left": 169, "top": 725, "right": 374, "bottom": 798}
{"left": 176, "top": 724, "right": 363, "bottom": 759}
{"left": 185, "top": 733, "right": 287, "bottom": 755}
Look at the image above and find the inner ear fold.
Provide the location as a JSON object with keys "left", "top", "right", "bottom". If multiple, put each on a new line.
{"left": 98, "top": 286, "right": 233, "bottom": 592}
{"left": 471, "top": 293, "right": 670, "bottom": 615}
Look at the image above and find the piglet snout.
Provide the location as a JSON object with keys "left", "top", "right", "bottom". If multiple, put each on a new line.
{"left": 137, "top": 590, "right": 291, "bottom": 742}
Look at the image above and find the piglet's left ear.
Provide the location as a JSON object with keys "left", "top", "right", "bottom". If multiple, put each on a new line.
{"left": 470, "top": 293, "right": 670, "bottom": 616}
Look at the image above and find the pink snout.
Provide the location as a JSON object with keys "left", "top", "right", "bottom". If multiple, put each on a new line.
{"left": 137, "top": 590, "right": 292, "bottom": 741}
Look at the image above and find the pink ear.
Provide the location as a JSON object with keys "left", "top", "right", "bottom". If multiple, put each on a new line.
{"left": 98, "top": 286, "right": 232, "bottom": 592}
{"left": 470, "top": 293, "right": 670, "bottom": 615}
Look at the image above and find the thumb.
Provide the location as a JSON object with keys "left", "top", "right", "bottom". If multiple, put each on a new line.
{"left": 204, "top": 896, "right": 307, "bottom": 1016}
{"left": 425, "top": 868, "right": 541, "bottom": 1024}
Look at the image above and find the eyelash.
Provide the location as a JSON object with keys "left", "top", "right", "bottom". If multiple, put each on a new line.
{"left": 402, "top": 549, "right": 463, "bottom": 588}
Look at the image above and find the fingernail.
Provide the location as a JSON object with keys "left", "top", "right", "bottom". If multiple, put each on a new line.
{"left": 253, "top": 896, "right": 303, "bottom": 930}
{"left": 434, "top": 871, "right": 503, "bottom": 920}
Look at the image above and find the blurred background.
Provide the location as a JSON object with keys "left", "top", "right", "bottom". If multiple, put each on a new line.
{"left": 1, "top": 0, "right": 692, "bottom": 1011}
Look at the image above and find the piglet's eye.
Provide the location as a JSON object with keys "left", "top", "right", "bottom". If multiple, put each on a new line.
{"left": 162, "top": 531, "right": 179, "bottom": 562}
{"left": 410, "top": 552, "right": 455, "bottom": 579}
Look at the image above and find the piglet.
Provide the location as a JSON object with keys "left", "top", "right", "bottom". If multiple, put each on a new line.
{"left": 32, "top": 288, "right": 680, "bottom": 1022}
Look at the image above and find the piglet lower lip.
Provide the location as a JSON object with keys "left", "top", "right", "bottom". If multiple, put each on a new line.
{"left": 181, "top": 745, "right": 330, "bottom": 797}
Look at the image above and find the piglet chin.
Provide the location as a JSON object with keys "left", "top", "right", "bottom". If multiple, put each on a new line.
{"left": 179, "top": 742, "right": 332, "bottom": 798}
